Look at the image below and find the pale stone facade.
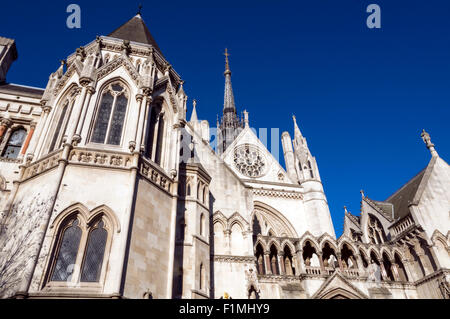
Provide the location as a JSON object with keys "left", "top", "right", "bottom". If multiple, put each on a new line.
{"left": 0, "top": 14, "right": 448, "bottom": 299}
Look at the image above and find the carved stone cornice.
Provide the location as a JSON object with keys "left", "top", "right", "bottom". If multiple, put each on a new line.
{"left": 252, "top": 188, "right": 303, "bottom": 200}
{"left": 213, "top": 255, "right": 256, "bottom": 264}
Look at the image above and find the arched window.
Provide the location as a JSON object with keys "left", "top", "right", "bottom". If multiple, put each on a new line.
{"left": 394, "top": 253, "right": 409, "bottom": 282}
{"left": 382, "top": 253, "right": 395, "bottom": 281}
{"left": 368, "top": 214, "right": 387, "bottom": 244}
{"left": 186, "top": 184, "right": 191, "bottom": 196}
{"left": 200, "top": 213, "right": 205, "bottom": 237}
{"left": 308, "top": 161, "right": 314, "bottom": 179}
{"left": 80, "top": 220, "right": 108, "bottom": 282}
{"left": 2, "top": 127, "right": 26, "bottom": 159}
{"left": 255, "top": 244, "right": 265, "bottom": 274}
{"left": 269, "top": 245, "right": 279, "bottom": 275}
{"left": 145, "top": 103, "right": 165, "bottom": 165}
{"left": 203, "top": 187, "right": 208, "bottom": 204}
{"left": 197, "top": 183, "right": 202, "bottom": 201}
{"left": 50, "top": 218, "right": 82, "bottom": 282}
{"left": 48, "top": 213, "right": 111, "bottom": 285}
{"left": 199, "top": 263, "right": 205, "bottom": 291}
{"left": 284, "top": 246, "right": 295, "bottom": 276}
{"left": 91, "top": 82, "right": 129, "bottom": 145}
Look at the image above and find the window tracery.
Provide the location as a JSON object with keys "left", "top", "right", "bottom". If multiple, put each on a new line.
{"left": 91, "top": 82, "right": 129, "bottom": 146}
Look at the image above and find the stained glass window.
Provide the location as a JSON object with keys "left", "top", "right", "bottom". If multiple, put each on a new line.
{"left": 92, "top": 92, "right": 114, "bottom": 143}
{"left": 80, "top": 220, "right": 107, "bottom": 282}
{"left": 106, "top": 94, "right": 127, "bottom": 145}
{"left": 51, "top": 219, "right": 82, "bottom": 282}
{"left": 91, "top": 82, "right": 128, "bottom": 145}
{"left": 2, "top": 128, "right": 27, "bottom": 159}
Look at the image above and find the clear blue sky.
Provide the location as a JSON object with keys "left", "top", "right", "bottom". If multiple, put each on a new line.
{"left": 2, "top": 1, "right": 449, "bottom": 236}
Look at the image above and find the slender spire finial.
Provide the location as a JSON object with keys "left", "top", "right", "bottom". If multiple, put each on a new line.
{"left": 293, "top": 115, "right": 302, "bottom": 137}
{"left": 224, "top": 48, "right": 231, "bottom": 75}
{"left": 190, "top": 99, "right": 198, "bottom": 123}
{"left": 137, "top": 4, "right": 143, "bottom": 15}
{"left": 360, "top": 189, "right": 365, "bottom": 198}
{"left": 421, "top": 129, "right": 438, "bottom": 157}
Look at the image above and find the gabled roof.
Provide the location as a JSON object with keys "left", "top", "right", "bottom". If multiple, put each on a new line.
{"left": 385, "top": 168, "right": 427, "bottom": 220}
{"left": 363, "top": 196, "right": 394, "bottom": 221}
{"left": 311, "top": 271, "right": 369, "bottom": 299}
{"left": 108, "top": 14, "right": 162, "bottom": 55}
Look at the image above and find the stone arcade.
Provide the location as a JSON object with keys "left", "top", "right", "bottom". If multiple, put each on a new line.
{"left": 0, "top": 13, "right": 449, "bottom": 299}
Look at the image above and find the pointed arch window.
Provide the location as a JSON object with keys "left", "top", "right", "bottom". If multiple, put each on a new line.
{"left": 50, "top": 218, "right": 82, "bottom": 282}
{"left": 91, "top": 82, "right": 129, "bottom": 145}
{"left": 199, "top": 263, "right": 205, "bottom": 291}
{"left": 308, "top": 161, "right": 314, "bottom": 179}
{"left": 368, "top": 214, "right": 387, "bottom": 244}
{"left": 2, "top": 127, "right": 26, "bottom": 159}
{"left": 47, "top": 213, "right": 112, "bottom": 286}
{"left": 80, "top": 220, "right": 108, "bottom": 282}
{"left": 200, "top": 213, "right": 206, "bottom": 237}
{"left": 145, "top": 102, "right": 165, "bottom": 165}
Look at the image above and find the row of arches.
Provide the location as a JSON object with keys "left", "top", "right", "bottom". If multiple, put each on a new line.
{"left": 253, "top": 236, "right": 412, "bottom": 283}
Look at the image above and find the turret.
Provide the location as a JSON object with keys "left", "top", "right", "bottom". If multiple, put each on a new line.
{"left": 281, "top": 131, "right": 298, "bottom": 183}
{"left": 289, "top": 115, "right": 335, "bottom": 238}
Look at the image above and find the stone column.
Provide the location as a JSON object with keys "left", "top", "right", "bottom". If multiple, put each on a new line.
{"left": 66, "top": 85, "right": 85, "bottom": 144}
{"left": 151, "top": 113, "right": 161, "bottom": 162}
{"left": 33, "top": 105, "right": 52, "bottom": 159}
{"left": 336, "top": 253, "right": 344, "bottom": 271}
{"left": 379, "top": 262, "right": 388, "bottom": 281}
{"left": 295, "top": 247, "right": 305, "bottom": 274}
{"left": 73, "top": 85, "right": 95, "bottom": 144}
{"left": 278, "top": 252, "right": 285, "bottom": 275}
{"left": 139, "top": 95, "right": 152, "bottom": 152}
{"left": 130, "top": 93, "right": 144, "bottom": 153}
{"left": 391, "top": 262, "right": 401, "bottom": 281}
{"left": 264, "top": 251, "right": 272, "bottom": 275}
{"left": 318, "top": 252, "right": 325, "bottom": 271}
{"left": 20, "top": 122, "right": 36, "bottom": 157}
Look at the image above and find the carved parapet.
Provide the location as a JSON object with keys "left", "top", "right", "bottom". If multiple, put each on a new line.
{"left": 252, "top": 188, "right": 303, "bottom": 200}
{"left": 139, "top": 158, "right": 173, "bottom": 194}
{"left": 22, "top": 151, "right": 62, "bottom": 180}
{"left": 68, "top": 147, "right": 132, "bottom": 169}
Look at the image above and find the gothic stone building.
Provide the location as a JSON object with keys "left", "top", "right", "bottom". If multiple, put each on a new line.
{"left": 0, "top": 14, "right": 449, "bottom": 299}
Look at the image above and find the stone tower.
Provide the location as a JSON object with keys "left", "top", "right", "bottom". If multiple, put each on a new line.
{"left": 282, "top": 116, "right": 335, "bottom": 237}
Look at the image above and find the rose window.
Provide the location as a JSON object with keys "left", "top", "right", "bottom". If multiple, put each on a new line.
{"left": 233, "top": 145, "right": 265, "bottom": 177}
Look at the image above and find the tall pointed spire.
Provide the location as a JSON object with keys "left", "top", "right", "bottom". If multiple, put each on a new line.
{"left": 218, "top": 49, "right": 243, "bottom": 153}
{"left": 223, "top": 48, "right": 236, "bottom": 113}
{"left": 293, "top": 115, "right": 302, "bottom": 138}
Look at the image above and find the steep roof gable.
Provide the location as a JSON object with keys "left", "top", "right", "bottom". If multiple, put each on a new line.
{"left": 311, "top": 271, "right": 369, "bottom": 299}
{"left": 108, "top": 14, "right": 162, "bottom": 55}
